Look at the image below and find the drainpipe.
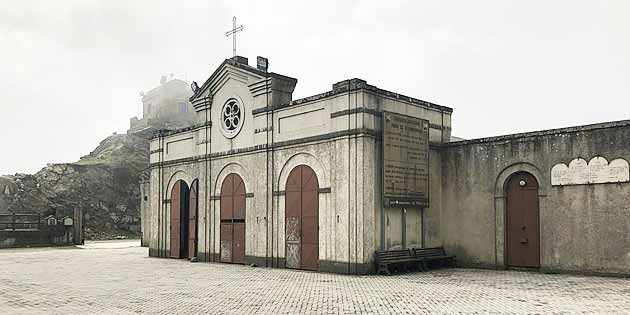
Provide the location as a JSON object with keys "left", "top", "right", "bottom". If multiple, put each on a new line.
{"left": 354, "top": 86, "right": 359, "bottom": 274}
{"left": 204, "top": 92, "right": 210, "bottom": 261}
{"left": 347, "top": 84, "right": 351, "bottom": 274}
{"left": 265, "top": 70, "right": 270, "bottom": 267}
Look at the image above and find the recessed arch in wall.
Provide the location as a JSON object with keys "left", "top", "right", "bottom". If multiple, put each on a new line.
{"left": 495, "top": 162, "right": 547, "bottom": 198}
{"left": 277, "top": 152, "right": 328, "bottom": 191}
{"left": 213, "top": 162, "right": 249, "bottom": 197}
{"left": 164, "top": 170, "right": 194, "bottom": 200}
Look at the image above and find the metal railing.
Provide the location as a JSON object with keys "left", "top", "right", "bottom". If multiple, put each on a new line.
{"left": 0, "top": 213, "right": 41, "bottom": 231}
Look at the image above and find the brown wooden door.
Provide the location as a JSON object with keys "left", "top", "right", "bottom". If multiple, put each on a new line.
{"left": 285, "top": 165, "right": 319, "bottom": 271}
{"left": 285, "top": 170, "right": 302, "bottom": 269}
{"left": 506, "top": 172, "right": 540, "bottom": 268}
{"left": 220, "top": 174, "right": 246, "bottom": 264}
{"left": 188, "top": 180, "right": 198, "bottom": 259}
{"left": 170, "top": 181, "right": 181, "bottom": 258}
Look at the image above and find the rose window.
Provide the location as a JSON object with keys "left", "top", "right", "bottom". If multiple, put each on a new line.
{"left": 220, "top": 98, "right": 244, "bottom": 138}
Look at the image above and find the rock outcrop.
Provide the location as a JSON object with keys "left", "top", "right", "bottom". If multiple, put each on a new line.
{"left": 1, "top": 133, "right": 149, "bottom": 240}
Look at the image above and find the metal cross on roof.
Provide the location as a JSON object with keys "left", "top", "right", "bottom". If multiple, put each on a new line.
{"left": 225, "top": 16, "right": 244, "bottom": 57}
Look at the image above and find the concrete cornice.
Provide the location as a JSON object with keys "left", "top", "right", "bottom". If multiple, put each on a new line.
{"left": 150, "top": 126, "right": 446, "bottom": 168}
{"left": 150, "top": 121, "right": 212, "bottom": 140}
{"left": 446, "top": 119, "right": 630, "bottom": 148}
{"left": 252, "top": 79, "right": 453, "bottom": 116}
{"left": 150, "top": 128, "right": 379, "bottom": 168}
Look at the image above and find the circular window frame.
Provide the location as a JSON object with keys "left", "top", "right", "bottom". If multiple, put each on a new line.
{"left": 219, "top": 97, "right": 245, "bottom": 139}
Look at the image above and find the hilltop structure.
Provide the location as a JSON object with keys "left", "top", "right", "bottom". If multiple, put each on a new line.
{"left": 129, "top": 77, "right": 195, "bottom": 134}
{"left": 145, "top": 55, "right": 630, "bottom": 275}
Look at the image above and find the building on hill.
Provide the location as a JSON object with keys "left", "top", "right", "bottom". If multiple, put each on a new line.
{"left": 129, "top": 77, "right": 195, "bottom": 134}
{"left": 144, "top": 55, "right": 630, "bottom": 275}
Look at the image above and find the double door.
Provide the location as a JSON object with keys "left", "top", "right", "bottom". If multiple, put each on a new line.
{"left": 220, "top": 174, "right": 246, "bottom": 264}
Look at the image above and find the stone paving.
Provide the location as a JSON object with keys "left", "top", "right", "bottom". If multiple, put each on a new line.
{"left": 1, "top": 241, "right": 630, "bottom": 314}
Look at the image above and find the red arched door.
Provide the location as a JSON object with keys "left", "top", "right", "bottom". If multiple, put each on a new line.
{"left": 506, "top": 172, "right": 540, "bottom": 268}
{"left": 188, "top": 180, "right": 199, "bottom": 259}
{"left": 170, "top": 180, "right": 189, "bottom": 258}
{"left": 285, "top": 165, "right": 319, "bottom": 271}
{"left": 220, "top": 174, "right": 246, "bottom": 264}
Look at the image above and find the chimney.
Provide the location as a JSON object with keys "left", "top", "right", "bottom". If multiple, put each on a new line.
{"left": 230, "top": 55, "right": 248, "bottom": 66}
{"left": 160, "top": 76, "right": 167, "bottom": 84}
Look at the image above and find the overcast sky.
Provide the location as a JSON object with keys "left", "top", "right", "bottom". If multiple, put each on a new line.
{"left": 1, "top": 0, "right": 628, "bottom": 175}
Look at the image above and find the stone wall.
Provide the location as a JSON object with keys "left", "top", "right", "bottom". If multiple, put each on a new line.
{"left": 441, "top": 120, "right": 630, "bottom": 275}
{"left": 0, "top": 226, "right": 74, "bottom": 248}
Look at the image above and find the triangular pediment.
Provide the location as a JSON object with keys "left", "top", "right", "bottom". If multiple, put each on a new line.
{"left": 190, "top": 58, "right": 267, "bottom": 102}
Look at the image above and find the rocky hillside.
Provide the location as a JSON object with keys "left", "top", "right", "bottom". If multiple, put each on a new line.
{"left": 1, "top": 133, "right": 149, "bottom": 240}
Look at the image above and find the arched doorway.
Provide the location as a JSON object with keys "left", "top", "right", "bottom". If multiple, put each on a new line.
{"left": 505, "top": 172, "right": 540, "bottom": 268}
{"left": 188, "top": 180, "right": 199, "bottom": 259}
{"left": 170, "top": 180, "right": 190, "bottom": 258}
{"left": 220, "top": 173, "right": 246, "bottom": 264}
{"left": 285, "top": 165, "right": 319, "bottom": 271}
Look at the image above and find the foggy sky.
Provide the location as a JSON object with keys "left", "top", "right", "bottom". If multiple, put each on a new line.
{"left": 1, "top": 0, "right": 629, "bottom": 175}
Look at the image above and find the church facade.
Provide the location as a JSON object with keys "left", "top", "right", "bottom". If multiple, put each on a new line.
{"left": 145, "top": 56, "right": 630, "bottom": 275}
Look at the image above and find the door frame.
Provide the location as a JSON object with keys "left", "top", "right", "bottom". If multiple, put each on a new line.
{"left": 170, "top": 179, "right": 190, "bottom": 259}
{"left": 284, "top": 164, "right": 319, "bottom": 271}
{"left": 188, "top": 179, "right": 199, "bottom": 259}
{"left": 493, "top": 163, "right": 547, "bottom": 269}
{"left": 504, "top": 171, "right": 540, "bottom": 268}
{"left": 219, "top": 173, "right": 246, "bottom": 264}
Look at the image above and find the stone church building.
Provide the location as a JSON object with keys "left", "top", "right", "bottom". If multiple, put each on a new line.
{"left": 144, "top": 56, "right": 630, "bottom": 275}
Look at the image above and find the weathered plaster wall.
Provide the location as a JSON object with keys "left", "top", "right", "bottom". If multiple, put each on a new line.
{"left": 424, "top": 148, "right": 443, "bottom": 248}
{"left": 148, "top": 134, "right": 376, "bottom": 273}
{"left": 441, "top": 121, "right": 630, "bottom": 275}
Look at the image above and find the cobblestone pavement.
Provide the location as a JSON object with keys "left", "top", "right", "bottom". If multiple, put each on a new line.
{"left": 1, "top": 241, "right": 630, "bottom": 314}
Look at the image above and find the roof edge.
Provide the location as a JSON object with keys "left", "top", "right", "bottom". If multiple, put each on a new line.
{"left": 446, "top": 119, "right": 630, "bottom": 147}
{"left": 289, "top": 78, "right": 453, "bottom": 113}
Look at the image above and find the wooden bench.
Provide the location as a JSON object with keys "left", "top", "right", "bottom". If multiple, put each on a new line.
{"left": 375, "top": 249, "right": 421, "bottom": 275}
{"left": 412, "top": 247, "right": 455, "bottom": 271}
